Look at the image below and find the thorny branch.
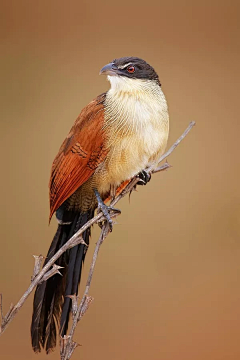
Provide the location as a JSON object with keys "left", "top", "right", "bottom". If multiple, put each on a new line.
{"left": 0, "top": 121, "right": 195, "bottom": 359}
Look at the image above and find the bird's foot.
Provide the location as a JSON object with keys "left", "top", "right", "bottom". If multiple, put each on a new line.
{"left": 94, "top": 189, "right": 121, "bottom": 231}
{"left": 137, "top": 170, "right": 151, "bottom": 185}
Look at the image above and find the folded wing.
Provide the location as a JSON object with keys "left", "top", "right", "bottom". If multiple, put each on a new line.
{"left": 49, "top": 94, "right": 107, "bottom": 220}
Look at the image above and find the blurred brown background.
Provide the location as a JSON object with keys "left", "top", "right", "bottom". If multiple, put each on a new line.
{"left": 0, "top": 1, "right": 240, "bottom": 359}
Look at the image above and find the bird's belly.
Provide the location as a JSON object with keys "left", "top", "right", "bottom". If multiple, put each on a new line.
{"left": 96, "top": 123, "right": 168, "bottom": 194}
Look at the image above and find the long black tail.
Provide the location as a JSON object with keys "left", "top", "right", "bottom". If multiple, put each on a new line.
{"left": 31, "top": 209, "right": 94, "bottom": 353}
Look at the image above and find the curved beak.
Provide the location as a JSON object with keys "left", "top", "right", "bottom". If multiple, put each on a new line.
{"left": 99, "top": 62, "right": 118, "bottom": 76}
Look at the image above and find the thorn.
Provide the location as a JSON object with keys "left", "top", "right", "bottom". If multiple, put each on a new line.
{"left": 68, "top": 341, "right": 80, "bottom": 358}
{"left": 41, "top": 264, "right": 64, "bottom": 282}
{"left": 164, "top": 159, "right": 172, "bottom": 168}
{"left": 153, "top": 162, "right": 172, "bottom": 173}
{"left": 78, "top": 236, "right": 88, "bottom": 246}
{"left": 31, "top": 254, "right": 44, "bottom": 281}
{"left": 68, "top": 234, "right": 88, "bottom": 249}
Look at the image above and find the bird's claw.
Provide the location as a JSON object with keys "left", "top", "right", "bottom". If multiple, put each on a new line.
{"left": 94, "top": 189, "right": 121, "bottom": 231}
{"left": 137, "top": 170, "right": 151, "bottom": 185}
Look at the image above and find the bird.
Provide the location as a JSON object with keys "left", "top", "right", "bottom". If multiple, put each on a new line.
{"left": 31, "top": 57, "right": 169, "bottom": 353}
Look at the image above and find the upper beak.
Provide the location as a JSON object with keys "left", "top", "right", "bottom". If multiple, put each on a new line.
{"left": 99, "top": 62, "right": 118, "bottom": 76}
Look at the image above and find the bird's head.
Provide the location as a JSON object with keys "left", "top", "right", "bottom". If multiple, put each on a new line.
{"left": 100, "top": 57, "right": 161, "bottom": 92}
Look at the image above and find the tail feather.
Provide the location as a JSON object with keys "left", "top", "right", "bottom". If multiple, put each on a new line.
{"left": 60, "top": 212, "right": 91, "bottom": 335}
{"left": 31, "top": 209, "right": 94, "bottom": 353}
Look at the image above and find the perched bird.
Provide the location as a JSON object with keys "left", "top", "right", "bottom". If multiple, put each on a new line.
{"left": 31, "top": 57, "right": 169, "bottom": 353}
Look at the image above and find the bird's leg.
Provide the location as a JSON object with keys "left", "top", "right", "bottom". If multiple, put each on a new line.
{"left": 94, "top": 189, "right": 121, "bottom": 231}
{"left": 137, "top": 170, "right": 151, "bottom": 185}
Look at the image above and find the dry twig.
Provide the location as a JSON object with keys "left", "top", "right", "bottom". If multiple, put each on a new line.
{"left": 0, "top": 121, "right": 195, "bottom": 358}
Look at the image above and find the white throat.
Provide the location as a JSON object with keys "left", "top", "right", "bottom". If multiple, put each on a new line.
{"left": 105, "top": 75, "right": 168, "bottom": 134}
{"left": 107, "top": 75, "right": 160, "bottom": 95}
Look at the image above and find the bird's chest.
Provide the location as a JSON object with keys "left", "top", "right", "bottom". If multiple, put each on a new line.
{"left": 103, "top": 96, "right": 168, "bottom": 185}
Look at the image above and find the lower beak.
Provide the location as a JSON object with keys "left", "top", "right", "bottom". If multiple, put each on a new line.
{"left": 99, "top": 63, "right": 118, "bottom": 76}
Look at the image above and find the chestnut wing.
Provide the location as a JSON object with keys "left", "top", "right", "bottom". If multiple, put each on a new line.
{"left": 49, "top": 94, "right": 107, "bottom": 220}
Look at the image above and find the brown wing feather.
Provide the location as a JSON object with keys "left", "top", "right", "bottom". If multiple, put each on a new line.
{"left": 49, "top": 94, "right": 107, "bottom": 220}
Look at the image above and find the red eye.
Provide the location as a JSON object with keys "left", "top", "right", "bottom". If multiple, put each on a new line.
{"left": 127, "top": 66, "right": 135, "bottom": 73}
